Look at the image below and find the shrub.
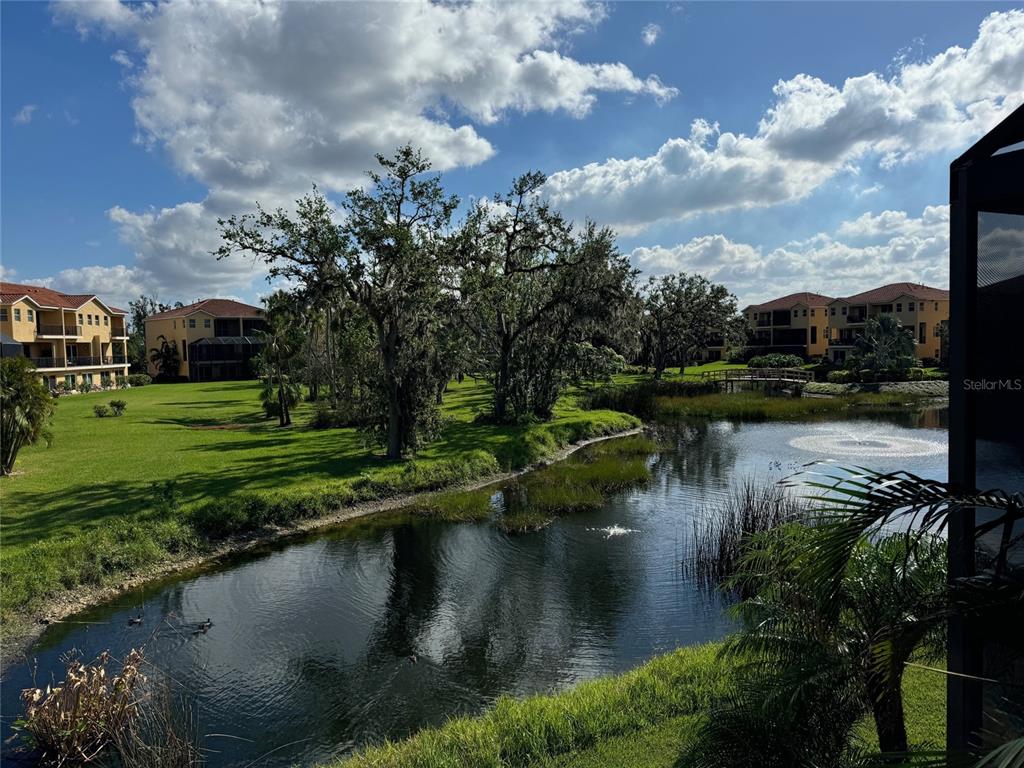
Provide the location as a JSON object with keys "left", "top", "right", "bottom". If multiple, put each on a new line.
{"left": 726, "top": 347, "right": 755, "bottom": 364}
{"left": 826, "top": 370, "right": 854, "bottom": 384}
{"left": 79, "top": 380, "right": 94, "bottom": 393}
{"left": 14, "top": 649, "right": 146, "bottom": 764}
{"left": 858, "top": 368, "right": 876, "bottom": 383}
{"left": 582, "top": 380, "right": 716, "bottom": 419}
{"left": 309, "top": 402, "right": 356, "bottom": 429}
{"left": 94, "top": 404, "right": 111, "bottom": 418}
{"left": 127, "top": 373, "right": 152, "bottom": 387}
{"left": 907, "top": 368, "right": 924, "bottom": 381}
{"left": 924, "top": 370, "right": 948, "bottom": 381}
{"left": 746, "top": 353, "right": 804, "bottom": 369}
{"left": 109, "top": 399, "right": 128, "bottom": 416}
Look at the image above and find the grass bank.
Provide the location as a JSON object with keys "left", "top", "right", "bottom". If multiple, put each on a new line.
{"left": 328, "top": 644, "right": 945, "bottom": 768}
{"left": 653, "top": 390, "right": 932, "bottom": 421}
{"left": 0, "top": 379, "right": 638, "bottom": 638}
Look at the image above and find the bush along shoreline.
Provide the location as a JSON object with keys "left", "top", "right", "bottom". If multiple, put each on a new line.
{"left": 0, "top": 409, "right": 640, "bottom": 656}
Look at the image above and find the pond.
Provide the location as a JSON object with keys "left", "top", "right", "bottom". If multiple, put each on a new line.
{"left": 1, "top": 411, "right": 949, "bottom": 767}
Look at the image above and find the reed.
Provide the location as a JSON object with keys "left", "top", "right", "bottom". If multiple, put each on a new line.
{"left": 685, "top": 478, "right": 809, "bottom": 594}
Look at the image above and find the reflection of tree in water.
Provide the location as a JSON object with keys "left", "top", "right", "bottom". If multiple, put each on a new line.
{"left": 291, "top": 506, "right": 641, "bottom": 755}
{"left": 648, "top": 421, "right": 740, "bottom": 493}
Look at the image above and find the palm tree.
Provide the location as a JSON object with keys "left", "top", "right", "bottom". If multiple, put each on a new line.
{"left": 798, "top": 465, "right": 1024, "bottom": 763}
{"left": 257, "top": 292, "right": 303, "bottom": 427}
{"left": 148, "top": 334, "right": 181, "bottom": 379}
{"left": 854, "top": 314, "right": 917, "bottom": 373}
{"left": 723, "top": 525, "right": 945, "bottom": 754}
{"left": 1, "top": 357, "right": 55, "bottom": 475}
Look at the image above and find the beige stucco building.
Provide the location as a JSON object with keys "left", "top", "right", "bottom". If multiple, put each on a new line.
{"left": 144, "top": 299, "right": 264, "bottom": 381}
{"left": 0, "top": 282, "right": 129, "bottom": 389}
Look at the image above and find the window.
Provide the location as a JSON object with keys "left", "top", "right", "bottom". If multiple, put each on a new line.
{"left": 842, "top": 306, "right": 847, "bottom": 315}
{"left": 830, "top": 307, "right": 835, "bottom": 316}
{"left": 14, "top": 308, "right": 21, "bottom": 321}
{"left": 87, "top": 314, "right": 93, "bottom": 325}
{"left": 934, "top": 302, "right": 939, "bottom": 311}
{"left": 173, "top": 320, "right": 177, "bottom": 329}
{"left": 919, "top": 322, "right": 927, "bottom": 344}
{"left": 78, "top": 313, "right": 83, "bottom": 325}
{"left": 104, "top": 316, "right": 109, "bottom": 326}
{"left": 188, "top": 318, "right": 196, "bottom": 328}
{"left": 181, "top": 339, "right": 188, "bottom": 362}
{"left": 793, "top": 309, "right": 798, "bottom": 316}
{"left": 204, "top": 318, "right": 211, "bottom": 328}
{"left": 83, "top": 373, "right": 94, "bottom": 386}
{"left": 896, "top": 303, "right": 903, "bottom": 312}
{"left": 811, "top": 326, "right": 817, "bottom": 344}
{"left": 919, "top": 302, "right": 924, "bottom": 310}
{"left": 65, "top": 375, "right": 75, "bottom": 388}
{"left": 811, "top": 309, "right": 815, "bottom": 317}
{"left": 802, "top": 309, "right": 807, "bottom": 316}
{"left": 0, "top": 308, "right": 7, "bottom": 321}
{"left": 27, "top": 309, "right": 34, "bottom": 322}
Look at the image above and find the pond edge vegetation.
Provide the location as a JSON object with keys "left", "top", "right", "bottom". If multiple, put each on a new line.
{"left": 0, "top": 414, "right": 641, "bottom": 667}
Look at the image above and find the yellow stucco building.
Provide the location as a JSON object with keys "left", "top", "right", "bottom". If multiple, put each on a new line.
{"left": 0, "top": 282, "right": 129, "bottom": 389}
{"left": 825, "top": 282, "right": 949, "bottom": 364}
{"left": 144, "top": 299, "right": 264, "bottom": 381}
{"left": 741, "top": 291, "right": 833, "bottom": 359}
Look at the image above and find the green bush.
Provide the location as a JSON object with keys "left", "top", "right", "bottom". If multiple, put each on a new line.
{"left": 309, "top": 402, "right": 356, "bottom": 429}
{"left": 108, "top": 399, "right": 127, "bottom": 416}
{"left": 582, "top": 380, "right": 716, "bottom": 419}
{"left": 924, "top": 370, "right": 948, "bottom": 381}
{"left": 907, "top": 368, "right": 924, "bottom": 381}
{"left": 127, "top": 373, "right": 152, "bottom": 387}
{"left": 826, "top": 370, "right": 854, "bottom": 384}
{"left": 93, "top": 404, "right": 110, "bottom": 418}
{"left": 79, "top": 380, "right": 94, "bottom": 393}
{"left": 746, "top": 353, "right": 804, "bottom": 369}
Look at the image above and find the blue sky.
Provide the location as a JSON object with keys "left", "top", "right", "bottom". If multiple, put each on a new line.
{"left": 3, "top": 2, "right": 1022, "bottom": 309}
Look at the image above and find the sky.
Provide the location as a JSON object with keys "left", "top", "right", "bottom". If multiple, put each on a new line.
{"left": 2, "top": 1, "right": 1023, "bottom": 310}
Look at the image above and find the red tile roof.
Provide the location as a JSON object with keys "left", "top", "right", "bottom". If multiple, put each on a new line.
{"left": 831, "top": 282, "right": 949, "bottom": 305}
{"left": 145, "top": 298, "right": 262, "bottom": 321}
{"left": 0, "top": 281, "right": 126, "bottom": 314}
{"left": 746, "top": 292, "right": 834, "bottom": 312}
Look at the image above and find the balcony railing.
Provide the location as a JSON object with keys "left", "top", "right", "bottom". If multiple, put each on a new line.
{"left": 37, "top": 324, "right": 82, "bottom": 336}
{"left": 29, "top": 357, "right": 59, "bottom": 369}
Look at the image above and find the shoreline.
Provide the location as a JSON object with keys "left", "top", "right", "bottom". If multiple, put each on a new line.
{"left": 1, "top": 425, "right": 644, "bottom": 672}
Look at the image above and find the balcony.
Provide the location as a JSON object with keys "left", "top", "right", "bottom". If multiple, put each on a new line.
{"left": 37, "top": 324, "right": 82, "bottom": 337}
{"left": 29, "top": 357, "right": 59, "bottom": 369}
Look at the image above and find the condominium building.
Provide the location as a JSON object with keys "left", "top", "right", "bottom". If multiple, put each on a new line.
{"left": 741, "top": 292, "right": 833, "bottom": 359}
{"left": 144, "top": 299, "right": 265, "bottom": 382}
{"left": 826, "top": 282, "right": 949, "bottom": 363}
{"left": 0, "top": 281, "right": 129, "bottom": 389}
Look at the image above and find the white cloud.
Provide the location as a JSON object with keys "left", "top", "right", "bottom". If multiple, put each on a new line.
{"left": 13, "top": 104, "right": 38, "bottom": 125}
{"left": 547, "top": 9, "right": 1024, "bottom": 230}
{"left": 53, "top": 0, "right": 677, "bottom": 300}
{"left": 629, "top": 204, "right": 950, "bottom": 306}
{"left": 24, "top": 264, "right": 154, "bottom": 311}
{"left": 110, "top": 49, "right": 133, "bottom": 68}
{"left": 642, "top": 23, "right": 661, "bottom": 46}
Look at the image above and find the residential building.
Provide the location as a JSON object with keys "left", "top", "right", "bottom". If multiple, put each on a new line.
{"left": 826, "top": 282, "right": 949, "bottom": 364}
{"left": 144, "top": 299, "right": 265, "bottom": 381}
{"left": 741, "top": 292, "right": 833, "bottom": 359}
{"left": 0, "top": 281, "right": 129, "bottom": 389}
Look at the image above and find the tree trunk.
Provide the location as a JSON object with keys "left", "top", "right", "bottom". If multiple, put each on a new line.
{"left": 494, "top": 333, "right": 513, "bottom": 422}
{"left": 380, "top": 323, "right": 403, "bottom": 460}
{"left": 869, "top": 677, "right": 909, "bottom": 754}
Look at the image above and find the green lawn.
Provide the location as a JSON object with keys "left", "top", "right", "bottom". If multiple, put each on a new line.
{"left": 330, "top": 643, "right": 945, "bottom": 768}
{"left": 0, "top": 379, "right": 636, "bottom": 554}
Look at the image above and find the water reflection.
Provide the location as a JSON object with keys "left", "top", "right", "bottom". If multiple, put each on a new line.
{"left": 2, "top": 412, "right": 949, "bottom": 767}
